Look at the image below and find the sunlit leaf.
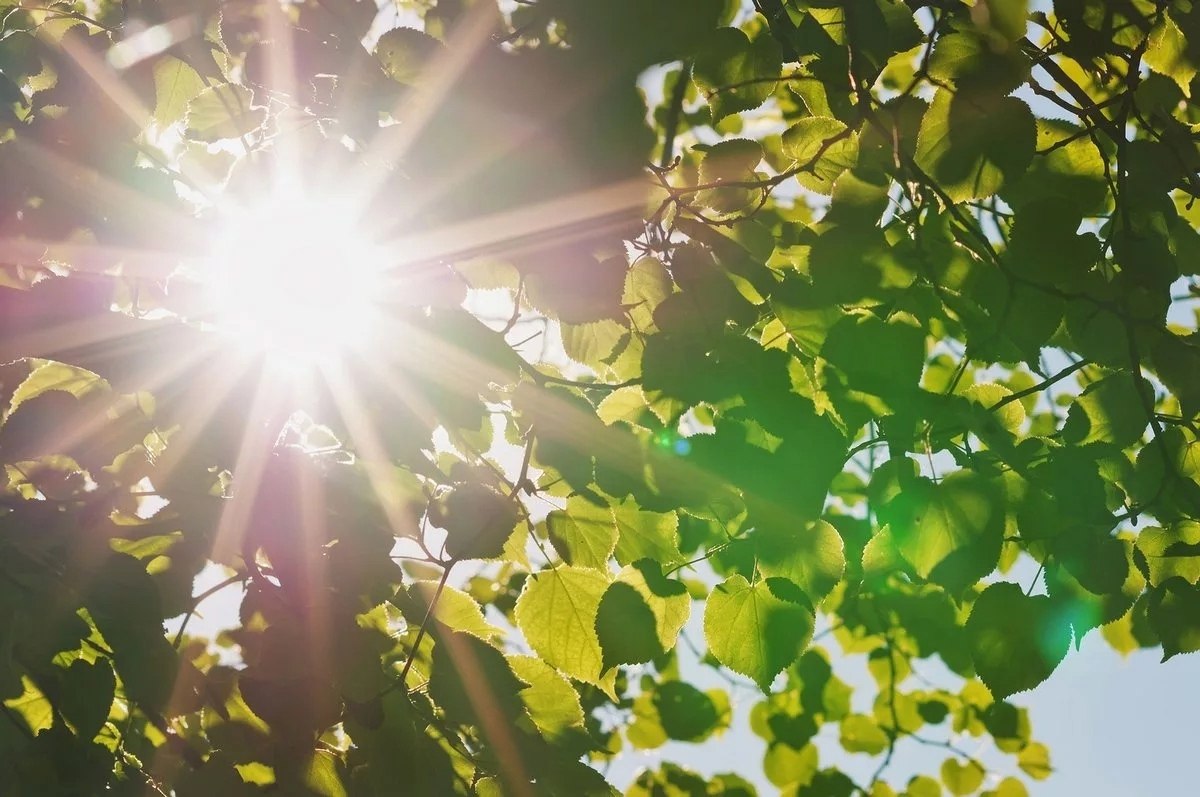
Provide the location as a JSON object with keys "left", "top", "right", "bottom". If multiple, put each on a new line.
{"left": 692, "top": 27, "right": 782, "bottom": 122}
{"left": 595, "top": 559, "right": 690, "bottom": 668}
{"left": 509, "top": 655, "right": 585, "bottom": 741}
{"left": 703, "top": 575, "right": 814, "bottom": 691}
{"left": 753, "top": 519, "right": 846, "bottom": 604}
{"left": 966, "top": 582, "right": 1071, "bottom": 698}
{"left": 515, "top": 566, "right": 613, "bottom": 689}
{"left": 1146, "top": 11, "right": 1197, "bottom": 97}
{"left": 915, "top": 89, "right": 1036, "bottom": 202}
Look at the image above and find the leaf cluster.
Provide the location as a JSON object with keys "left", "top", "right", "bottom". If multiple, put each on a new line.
{"left": 1, "top": 0, "right": 1199, "bottom": 795}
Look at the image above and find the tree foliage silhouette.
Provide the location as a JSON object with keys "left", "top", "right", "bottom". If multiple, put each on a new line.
{"left": 0, "top": 0, "right": 1198, "bottom": 795}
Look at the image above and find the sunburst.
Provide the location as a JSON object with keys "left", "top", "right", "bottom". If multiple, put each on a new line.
{"left": 0, "top": 9, "right": 662, "bottom": 787}
{"left": 195, "top": 194, "right": 389, "bottom": 369}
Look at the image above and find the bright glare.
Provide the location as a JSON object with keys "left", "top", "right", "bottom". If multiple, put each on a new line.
{"left": 204, "top": 196, "right": 388, "bottom": 368}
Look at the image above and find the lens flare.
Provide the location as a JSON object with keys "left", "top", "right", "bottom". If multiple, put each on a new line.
{"left": 203, "top": 197, "right": 387, "bottom": 368}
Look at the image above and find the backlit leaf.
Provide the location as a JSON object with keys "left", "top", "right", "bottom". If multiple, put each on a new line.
{"left": 510, "top": 655, "right": 585, "bottom": 741}
{"left": 753, "top": 519, "right": 846, "bottom": 604}
{"left": 1146, "top": 11, "right": 1197, "bottom": 97}
{"left": 515, "top": 566, "right": 612, "bottom": 688}
{"left": 693, "top": 27, "right": 782, "bottom": 122}
{"left": 595, "top": 559, "right": 691, "bottom": 669}
{"left": 781, "top": 117, "right": 859, "bottom": 194}
{"left": 967, "top": 583, "right": 1071, "bottom": 698}
{"left": 703, "top": 575, "right": 814, "bottom": 691}
{"left": 886, "top": 471, "right": 1005, "bottom": 590}
{"left": 1136, "top": 521, "right": 1200, "bottom": 586}
{"left": 915, "top": 89, "right": 1035, "bottom": 202}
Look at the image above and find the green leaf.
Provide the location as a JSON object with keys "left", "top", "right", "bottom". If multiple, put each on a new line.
{"left": 698, "top": 138, "right": 764, "bottom": 212}
{"left": 546, "top": 496, "right": 619, "bottom": 570}
{"left": 3, "top": 676, "right": 53, "bottom": 735}
{"left": 703, "top": 575, "right": 814, "bottom": 691}
{"left": 8, "top": 360, "right": 106, "bottom": 416}
{"left": 597, "top": 386, "right": 650, "bottom": 426}
{"left": 560, "top": 319, "right": 627, "bottom": 366}
{"left": 1151, "top": 329, "right": 1200, "bottom": 419}
{"left": 58, "top": 658, "right": 115, "bottom": 740}
{"left": 627, "top": 692, "right": 669, "bottom": 750}
{"left": 1062, "top": 374, "right": 1150, "bottom": 448}
{"left": 885, "top": 471, "right": 1004, "bottom": 590}
{"left": 1148, "top": 578, "right": 1200, "bottom": 660}
{"left": 185, "top": 83, "right": 266, "bottom": 142}
{"left": 800, "top": 770, "right": 857, "bottom": 797}
{"left": 1004, "top": 199, "right": 1099, "bottom": 289}
{"left": 753, "top": 519, "right": 846, "bottom": 604}
{"left": 1002, "top": 119, "right": 1110, "bottom": 215}
{"left": 611, "top": 500, "right": 682, "bottom": 567}
{"left": 1136, "top": 521, "right": 1200, "bottom": 586}
{"left": 1046, "top": 534, "right": 1144, "bottom": 641}
{"left": 978, "top": 0, "right": 1030, "bottom": 42}
{"left": 652, "top": 681, "right": 723, "bottom": 741}
{"left": 624, "top": 256, "right": 672, "bottom": 332}
{"left": 514, "top": 566, "right": 612, "bottom": 688}
{"left": 1017, "top": 741, "right": 1053, "bottom": 780}
{"left": 966, "top": 582, "right": 1071, "bottom": 698}
{"left": 914, "top": 89, "right": 1036, "bottom": 203}
{"left": 84, "top": 554, "right": 177, "bottom": 712}
{"left": 437, "top": 482, "right": 520, "bottom": 561}
{"left": 780, "top": 117, "right": 859, "bottom": 195}
{"left": 905, "top": 775, "right": 942, "bottom": 797}
{"left": 153, "top": 57, "right": 205, "bottom": 128}
{"left": 839, "top": 714, "right": 888, "bottom": 755}
{"left": 764, "top": 742, "right": 819, "bottom": 789}
{"left": 821, "top": 310, "right": 926, "bottom": 398}
{"left": 700, "top": 138, "right": 763, "bottom": 182}
{"left": 940, "top": 757, "right": 984, "bottom": 796}
{"left": 509, "top": 655, "right": 585, "bottom": 741}
{"left": 595, "top": 559, "right": 691, "bottom": 669}
{"left": 983, "top": 777, "right": 1029, "bottom": 797}
{"left": 300, "top": 750, "right": 347, "bottom": 797}
{"left": 1146, "top": 11, "right": 1196, "bottom": 98}
{"left": 927, "top": 31, "right": 1029, "bottom": 94}
{"left": 110, "top": 532, "right": 183, "bottom": 561}
{"left": 429, "top": 631, "right": 528, "bottom": 727}
{"left": 375, "top": 27, "right": 442, "bottom": 85}
{"left": 693, "top": 27, "right": 782, "bottom": 122}
{"left": 770, "top": 280, "right": 847, "bottom": 357}
{"left": 963, "top": 383, "right": 1025, "bottom": 435}
{"left": 402, "top": 580, "right": 501, "bottom": 640}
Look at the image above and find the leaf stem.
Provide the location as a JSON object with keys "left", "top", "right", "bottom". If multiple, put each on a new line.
{"left": 397, "top": 562, "right": 453, "bottom": 688}
{"left": 171, "top": 573, "right": 246, "bottom": 648}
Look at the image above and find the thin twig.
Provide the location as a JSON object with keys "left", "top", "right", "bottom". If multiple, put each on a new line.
{"left": 397, "top": 562, "right": 453, "bottom": 687}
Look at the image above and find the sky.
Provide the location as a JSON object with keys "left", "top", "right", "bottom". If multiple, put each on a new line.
{"left": 600, "top": 614, "right": 1200, "bottom": 795}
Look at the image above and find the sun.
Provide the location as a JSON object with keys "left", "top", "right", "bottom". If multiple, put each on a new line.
{"left": 201, "top": 195, "right": 389, "bottom": 369}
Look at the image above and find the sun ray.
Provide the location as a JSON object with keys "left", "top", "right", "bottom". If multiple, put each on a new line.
{"left": 10, "top": 137, "right": 204, "bottom": 258}
{"left": 50, "top": 22, "right": 156, "bottom": 132}
{"left": 36, "top": 21, "right": 227, "bottom": 194}
{"left": 432, "top": 631, "right": 536, "bottom": 797}
{"left": 0, "top": 299, "right": 202, "bottom": 380}
{"left": 207, "top": 371, "right": 293, "bottom": 567}
{"left": 0, "top": 236, "right": 190, "bottom": 280}
{"left": 292, "top": 433, "right": 335, "bottom": 703}
{"left": 143, "top": 352, "right": 265, "bottom": 485}
{"left": 346, "top": 3, "right": 500, "bottom": 211}
{"left": 2, "top": 334, "right": 221, "bottom": 466}
{"left": 316, "top": 359, "right": 433, "bottom": 542}
{"left": 258, "top": 0, "right": 304, "bottom": 190}
{"left": 377, "top": 177, "right": 648, "bottom": 273}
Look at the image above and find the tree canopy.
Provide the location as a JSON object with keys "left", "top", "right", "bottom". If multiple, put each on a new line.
{"left": 0, "top": 0, "right": 1198, "bottom": 795}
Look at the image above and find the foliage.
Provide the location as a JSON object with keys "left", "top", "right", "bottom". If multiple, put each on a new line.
{"left": 0, "top": 0, "right": 1198, "bottom": 795}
